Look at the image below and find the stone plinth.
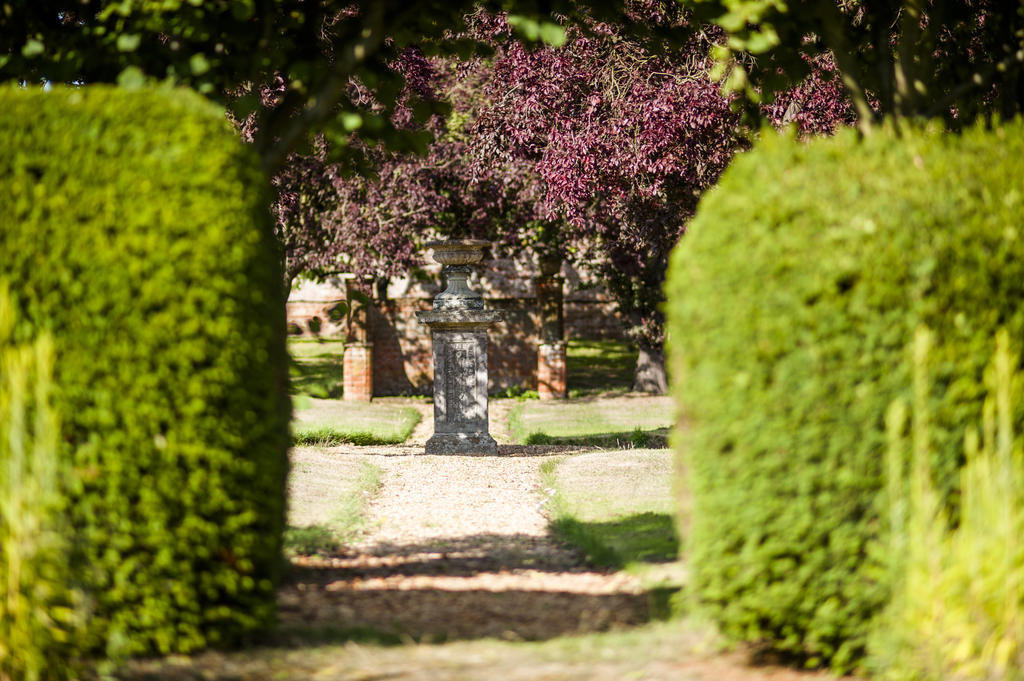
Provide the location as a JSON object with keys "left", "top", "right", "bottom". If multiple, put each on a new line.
{"left": 416, "top": 240, "right": 502, "bottom": 454}
{"left": 417, "top": 310, "right": 502, "bottom": 453}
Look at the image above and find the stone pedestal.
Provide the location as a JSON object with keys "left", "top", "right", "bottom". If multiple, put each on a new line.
{"left": 416, "top": 240, "right": 501, "bottom": 454}
{"left": 343, "top": 342, "right": 373, "bottom": 402}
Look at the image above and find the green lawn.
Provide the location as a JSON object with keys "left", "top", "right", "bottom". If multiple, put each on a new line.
{"left": 565, "top": 339, "right": 635, "bottom": 395}
{"left": 287, "top": 338, "right": 636, "bottom": 400}
{"left": 542, "top": 448, "right": 685, "bottom": 613}
{"left": 292, "top": 396, "right": 420, "bottom": 446}
{"left": 283, "top": 458, "right": 383, "bottom": 556}
{"left": 508, "top": 394, "right": 673, "bottom": 446}
{"left": 289, "top": 339, "right": 346, "bottom": 398}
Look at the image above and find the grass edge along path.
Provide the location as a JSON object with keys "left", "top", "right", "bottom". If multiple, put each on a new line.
{"left": 292, "top": 401, "right": 421, "bottom": 446}
{"left": 283, "top": 459, "right": 384, "bottom": 556}
{"left": 541, "top": 451, "right": 685, "bottom": 619}
{"left": 508, "top": 396, "right": 672, "bottom": 447}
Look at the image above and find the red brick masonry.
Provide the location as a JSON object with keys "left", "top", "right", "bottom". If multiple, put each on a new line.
{"left": 537, "top": 342, "right": 567, "bottom": 399}
{"left": 343, "top": 343, "right": 373, "bottom": 402}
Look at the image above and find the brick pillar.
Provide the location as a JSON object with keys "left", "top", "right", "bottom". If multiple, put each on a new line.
{"left": 536, "top": 255, "right": 566, "bottom": 399}
{"left": 343, "top": 342, "right": 373, "bottom": 401}
{"left": 343, "top": 279, "right": 373, "bottom": 401}
{"left": 537, "top": 340, "right": 567, "bottom": 400}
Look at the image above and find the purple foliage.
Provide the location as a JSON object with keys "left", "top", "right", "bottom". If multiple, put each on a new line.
{"left": 762, "top": 54, "right": 855, "bottom": 134}
{"left": 273, "top": 9, "right": 852, "bottom": 352}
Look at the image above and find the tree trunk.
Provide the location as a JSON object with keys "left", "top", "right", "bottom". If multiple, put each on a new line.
{"left": 632, "top": 341, "right": 667, "bottom": 394}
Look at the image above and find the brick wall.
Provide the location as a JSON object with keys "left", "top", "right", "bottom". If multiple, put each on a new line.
{"left": 286, "top": 260, "right": 628, "bottom": 396}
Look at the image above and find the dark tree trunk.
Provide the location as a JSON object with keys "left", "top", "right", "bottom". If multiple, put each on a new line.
{"left": 632, "top": 340, "right": 668, "bottom": 394}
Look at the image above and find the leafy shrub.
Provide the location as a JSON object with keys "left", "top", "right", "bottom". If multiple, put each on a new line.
{"left": 666, "top": 120, "right": 1024, "bottom": 670}
{"left": 871, "top": 328, "right": 1024, "bottom": 681}
{"left": 0, "top": 86, "right": 290, "bottom": 657}
{"left": 0, "top": 291, "right": 84, "bottom": 680}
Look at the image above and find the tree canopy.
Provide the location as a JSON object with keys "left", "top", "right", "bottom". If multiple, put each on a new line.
{"left": 688, "top": 0, "right": 1024, "bottom": 131}
{"left": 0, "top": 0, "right": 578, "bottom": 172}
{"left": 274, "top": 6, "right": 852, "bottom": 390}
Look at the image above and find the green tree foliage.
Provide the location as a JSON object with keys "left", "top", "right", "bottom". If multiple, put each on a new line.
{"left": 0, "top": 1, "right": 578, "bottom": 172}
{"left": 665, "top": 119, "right": 1024, "bottom": 670}
{"left": 687, "top": 0, "right": 1024, "bottom": 130}
{"left": 0, "top": 291, "right": 83, "bottom": 681}
{"left": 0, "top": 85, "right": 291, "bottom": 657}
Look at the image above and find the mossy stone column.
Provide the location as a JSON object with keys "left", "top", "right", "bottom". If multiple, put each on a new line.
{"left": 416, "top": 240, "right": 501, "bottom": 454}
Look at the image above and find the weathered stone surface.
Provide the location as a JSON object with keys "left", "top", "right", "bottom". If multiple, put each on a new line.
{"left": 415, "top": 309, "right": 502, "bottom": 329}
{"left": 417, "top": 240, "right": 501, "bottom": 454}
{"left": 424, "top": 430, "right": 498, "bottom": 454}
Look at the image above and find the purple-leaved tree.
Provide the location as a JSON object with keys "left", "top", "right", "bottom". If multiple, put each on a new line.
{"left": 275, "top": 6, "right": 854, "bottom": 391}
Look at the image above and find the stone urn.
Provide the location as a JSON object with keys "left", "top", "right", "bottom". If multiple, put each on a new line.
{"left": 416, "top": 239, "right": 502, "bottom": 454}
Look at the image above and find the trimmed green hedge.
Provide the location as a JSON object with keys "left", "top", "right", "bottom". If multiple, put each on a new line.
{"left": 666, "top": 120, "right": 1024, "bottom": 670}
{"left": 0, "top": 293, "right": 83, "bottom": 681}
{"left": 0, "top": 86, "right": 290, "bottom": 656}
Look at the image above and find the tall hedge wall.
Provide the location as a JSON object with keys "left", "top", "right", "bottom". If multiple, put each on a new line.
{"left": 666, "top": 120, "right": 1024, "bottom": 670}
{"left": 0, "top": 86, "right": 291, "bottom": 656}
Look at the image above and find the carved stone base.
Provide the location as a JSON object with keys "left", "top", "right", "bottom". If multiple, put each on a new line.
{"left": 424, "top": 431, "right": 499, "bottom": 455}
{"left": 416, "top": 240, "right": 502, "bottom": 456}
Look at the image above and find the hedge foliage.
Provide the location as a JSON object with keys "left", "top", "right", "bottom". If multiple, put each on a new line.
{"left": 0, "top": 86, "right": 291, "bottom": 657}
{"left": 666, "top": 120, "right": 1024, "bottom": 670}
{"left": 0, "top": 291, "right": 83, "bottom": 681}
{"left": 872, "top": 328, "right": 1024, "bottom": 681}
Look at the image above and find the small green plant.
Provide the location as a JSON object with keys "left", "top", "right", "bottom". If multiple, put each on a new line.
{"left": 629, "top": 427, "right": 651, "bottom": 448}
{"left": 0, "top": 292, "right": 84, "bottom": 681}
{"left": 871, "top": 327, "right": 1024, "bottom": 681}
{"left": 282, "top": 525, "right": 342, "bottom": 556}
{"left": 497, "top": 385, "right": 540, "bottom": 401}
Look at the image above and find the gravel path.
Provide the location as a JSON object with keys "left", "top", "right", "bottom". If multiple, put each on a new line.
{"left": 121, "top": 398, "right": 848, "bottom": 681}
{"left": 278, "top": 399, "right": 650, "bottom": 641}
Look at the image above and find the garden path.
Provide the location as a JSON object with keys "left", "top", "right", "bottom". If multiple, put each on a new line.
{"left": 124, "top": 400, "right": 845, "bottom": 680}
{"left": 268, "top": 401, "right": 842, "bottom": 681}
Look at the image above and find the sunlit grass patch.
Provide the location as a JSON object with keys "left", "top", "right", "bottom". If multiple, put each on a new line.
{"left": 508, "top": 394, "right": 672, "bottom": 446}
{"left": 541, "top": 448, "right": 684, "bottom": 615}
{"left": 284, "top": 459, "right": 383, "bottom": 556}
{"left": 291, "top": 398, "right": 420, "bottom": 446}
{"left": 566, "top": 339, "right": 635, "bottom": 395}
{"left": 288, "top": 339, "right": 346, "bottom": 398}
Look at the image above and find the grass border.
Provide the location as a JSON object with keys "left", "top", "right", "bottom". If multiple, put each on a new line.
{"left": 283, "top": 460, "right": 384, "bottom": 556}
{"left": 291, "top": 406, "right": 421, "bottom": 446}
{"left": 509, "top": 403, "right": 669, "bottom": 447}
{"left": 540, "top": 457, "right": 624, "bottom": 568}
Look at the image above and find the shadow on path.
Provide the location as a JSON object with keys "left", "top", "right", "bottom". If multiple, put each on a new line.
{"left": 274, "top": 532, "right": 651, "bottom": 646}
